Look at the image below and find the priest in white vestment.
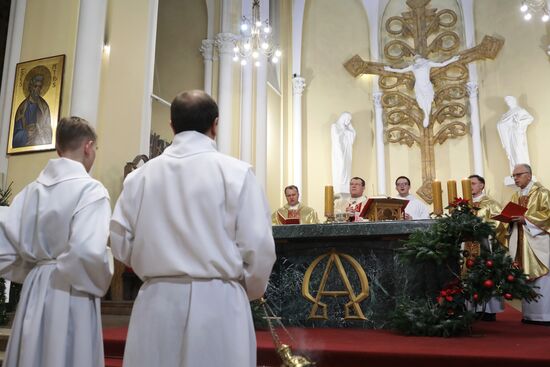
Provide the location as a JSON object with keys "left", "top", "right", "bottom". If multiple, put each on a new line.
{"left": 0, "top": 117, "right": 113, "bottom": 367}
{"left": 394, "top": 176, "right": 430, "bottom": 220}
{"left": 110, "top": 90, "right": 276, "bottom": 367}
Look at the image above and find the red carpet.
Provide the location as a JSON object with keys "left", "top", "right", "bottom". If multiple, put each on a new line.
{"left": 104, "top": 305, "right": 550, "bottom": 367}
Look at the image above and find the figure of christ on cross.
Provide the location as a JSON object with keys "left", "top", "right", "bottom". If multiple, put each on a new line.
{"left": 384, "top": 54, "right": 460, "bottom": 128}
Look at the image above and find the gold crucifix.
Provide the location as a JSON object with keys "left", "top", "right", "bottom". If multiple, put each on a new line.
{"left": 344, "top": 0, "right": 503, "bottom": 203}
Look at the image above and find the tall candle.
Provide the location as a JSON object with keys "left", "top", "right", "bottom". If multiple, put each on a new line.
{"left": 461, "top": 178, "right": 473, "bottom": 204}
{"left": 447, "top": 180, "right": 457, "bottom": 206}
{"left": 431, "top": 180, "right": 443, "bottom": 216}
{"left": 324, "top": 186, "right": 334, "bottom": 217}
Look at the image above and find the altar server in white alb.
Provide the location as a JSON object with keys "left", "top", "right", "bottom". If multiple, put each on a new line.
{"left": 394, "top": 176, "right": 430, "bottom": 220}
{"left": 0, "top": 117, "right": 113, "bottom": 367}
{"left": 110, "top": 90, "right": 276, "bottom": 367}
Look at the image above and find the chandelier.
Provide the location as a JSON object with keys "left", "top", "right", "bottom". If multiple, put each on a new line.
{"left": 233, "top": 0, "right": 282, "bottom": 67}
{"left": 520, "top": 0, "right": 550, "bottom": 21}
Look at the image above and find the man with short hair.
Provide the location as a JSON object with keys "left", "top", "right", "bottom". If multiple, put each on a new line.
{"left": 0, "top": 116, "right": 113, "bottom": 367}
{"left": 110, "top": 90, "right": 276, "bottom": 366}
{"left": 394, "top": 176, "right": 430, "bottom": 220}
{"left": 347, "top": 177, "right": 368, "bottom": 221}
{"left": 468, "top": 174, "right": 505, "bottom": 321}
{"left": 272, "top": 185, "right": 319, "bottom": 225}
{"left": 508, "top": 164, "right": 550, "bottom": 325}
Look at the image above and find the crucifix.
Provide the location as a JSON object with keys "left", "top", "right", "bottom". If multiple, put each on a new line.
{"left": 344, "top": 0, "right": 503, "bottom": 203}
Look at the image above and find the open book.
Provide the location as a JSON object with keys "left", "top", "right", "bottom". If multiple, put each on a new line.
{"left": 277, "top": 211, "right": 300, "bottom": 225}
{"left": 491, "top": 202, "right": 527, "bottom": 223}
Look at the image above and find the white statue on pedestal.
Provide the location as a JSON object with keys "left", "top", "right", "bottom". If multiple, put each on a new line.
{"left": 331, "top": 112, "right": 356, "bottom": 194}
{"left": 384, "top": 55, "right": 459, "bottom": 128}
{"left": 497, "top": 96, "right": 534, "bottom": 185}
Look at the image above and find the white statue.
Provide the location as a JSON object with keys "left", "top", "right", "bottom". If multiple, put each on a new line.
{"left": 331, "top": 112, "right": 356, "bottom": 194}
{"left": 384, "top": 55, "right": 459, "bottom": 128}
{"left": 497, "top": 96, "right": 534, "bottom": 174}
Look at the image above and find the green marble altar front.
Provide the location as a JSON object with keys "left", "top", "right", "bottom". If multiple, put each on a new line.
{"left": 266, "top": 220, "right": 453, "bottom": 329}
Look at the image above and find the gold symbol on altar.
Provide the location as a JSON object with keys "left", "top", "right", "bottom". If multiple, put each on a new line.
{"left": 344, "top": 0, "right": 503, "bottom": 204}
{"left": 302, "top": 250, "right": 369, "bottom": 320}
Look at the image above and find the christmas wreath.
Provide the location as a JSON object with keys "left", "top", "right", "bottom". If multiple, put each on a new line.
{"left": 391, "top": 198, "right": 539, "bottom": 337}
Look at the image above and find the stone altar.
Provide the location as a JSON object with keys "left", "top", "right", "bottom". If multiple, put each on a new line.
{"left": 265, "top": 220, "right": 454, "bottom": 329}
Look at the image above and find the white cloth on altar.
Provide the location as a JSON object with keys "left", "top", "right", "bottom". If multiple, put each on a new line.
{"left": 396, "top": 194, "right": 430, "bottom": 220}
{"left": 0, "top": 158, "right": 113, "bottom": 367}
{"left": 110, "top": 131, "right": 276, "bottom": 367}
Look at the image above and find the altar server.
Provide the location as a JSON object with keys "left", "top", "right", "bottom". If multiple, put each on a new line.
{"left": 394, "top": 176, "right": 430, "bottom": 220}
{"left": 110, "top": 90, "right": 276, "bottom": 366}
{"left": 0, "top": 116, "right": 113, "bottom": 367}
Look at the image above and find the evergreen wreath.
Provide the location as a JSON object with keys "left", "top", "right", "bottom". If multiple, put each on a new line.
{"left": 391, "top": 198, "right": 539, "bottom": 337}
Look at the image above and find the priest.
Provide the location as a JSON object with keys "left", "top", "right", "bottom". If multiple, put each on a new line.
{"left": 272, "top": 185, "right": 319, "bottom": 225}
{"left": 469, "top": 174, "right": 505, "bottom": 321}
{"left": 508, "top": 164, "right": 550, "bottom": 325}
{"left": 347, "top": 177, "right": 368, "bottom": 221}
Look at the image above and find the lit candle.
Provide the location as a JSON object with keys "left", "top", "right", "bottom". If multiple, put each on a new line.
{"left": 432, "top": 180, "right": 443, "bottom": 216}
{"left": 461, "top": 178, "right": 473, "bottom": 204}
{"left": 447, "top": 180, "right": 457, "bottom": 206}
{"left": 324, "top": 186, "right": 334, "bottom": 217}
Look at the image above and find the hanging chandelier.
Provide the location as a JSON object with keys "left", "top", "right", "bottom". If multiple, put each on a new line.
{"left": 233, "top": 0, "right": 282, "bottom": 67}
{"left": 520, "top": 0, "right": 550, "bottom": 21}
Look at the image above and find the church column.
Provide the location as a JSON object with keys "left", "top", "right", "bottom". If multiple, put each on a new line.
{"left": 70, "top": 0, "right": 107, "bottom": 126}
{"left": 0, "top": 0, "right": 26, "bottom": 175}
{"left": 240, "top": 63, "right": 253, "bottom": 164}
{"left": 292, "top": 76, "right": 306, "bottom": 191}
{"left": 215, "top": 33, "right": 236, "bottom": 155}
{"left": 373, "top": 91, "right": 386, "bottom": 195}
{"left": 200, "top": 39, "right": 214, "bottom": 96}
{"left": 467, "top": 82, "right": 484, "bottom": 176}
{"left": 255, "top": 57, "right": 268, "bottom": 189}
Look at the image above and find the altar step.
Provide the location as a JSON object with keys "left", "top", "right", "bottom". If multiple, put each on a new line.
{"left": 104, "top": 305, "right": 550, "bottom": 367}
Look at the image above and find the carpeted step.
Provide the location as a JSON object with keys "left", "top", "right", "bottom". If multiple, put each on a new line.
{"left": 105, "top": 357, "right": 123, "bottom": 367}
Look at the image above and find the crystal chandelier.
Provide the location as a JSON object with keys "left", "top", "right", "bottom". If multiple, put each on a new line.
{"left": 520, "top": 0, "right": 550, "bottom": 21}
{"left": 233, "top": 0, "right": 282, "bottom": 67}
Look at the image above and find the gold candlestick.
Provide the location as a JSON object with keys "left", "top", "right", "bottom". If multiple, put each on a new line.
{"left": 324, "top": 186, "right": 334, "bottom": 222}
{"left": 461, "top": 178, "right": 473, "bottom": 204}
{"left": 431, "top": 180, "right": 443, "bottom": 216}
{"left": 447, "top": 180, "right": 457, "bottom": 206}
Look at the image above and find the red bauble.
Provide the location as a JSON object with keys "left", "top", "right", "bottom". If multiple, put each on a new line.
{"left": 504, "top": 293, "right": 513, "bottom": 300}
{"left": 473, "top": 293, "right": 479, "bottom": 301}
{"left": 440, "top": 290, "right": 447, "bottom": 297}
{"left": 445, "top": 295, "right": 453, "bottom": 302}
{"left": 483, "top": 279, "right": 494, "bottom": 288}
{"left": 466, "top": 259, "right": 475, "bottom": 268}
{"left": 485, "top": 260, "right": 494, "bottom": 268}
{"left": 507, "top": 274, "right": 515, "bottom": 282}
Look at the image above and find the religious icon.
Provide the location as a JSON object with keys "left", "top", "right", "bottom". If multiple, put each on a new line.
{"left": 7, "top": 55, "right": 65, "bottom": 154}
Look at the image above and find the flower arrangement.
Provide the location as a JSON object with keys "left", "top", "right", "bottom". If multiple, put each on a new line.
{"left": 391, "top": 198, "right": 539, "bottom": 337}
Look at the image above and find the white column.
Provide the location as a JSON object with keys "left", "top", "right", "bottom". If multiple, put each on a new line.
{"left": 200, "top": 39, "right": 214, "bottom": 95}
{"left": 373, "top": 91, "right": 386, "bottom": 195}
{"left": 255, "top": 56, "right": 268, "bottom": 189}
{"left": 240, "top": 63, "right": 253, "bottom": 163}
{"left": 292, "top": 76, "right": 306, "bottom": 190}
{"left": 467, "top": 82, "right": 484, "bottom": 176}
{"left": 215, "top": 33, "right": 236, "bottom": 155}
{"left": 70, "top": 0, "right": 107, "bottom": 126}
{"left": 0, "top": 0, "right": 26, "bottom": 175}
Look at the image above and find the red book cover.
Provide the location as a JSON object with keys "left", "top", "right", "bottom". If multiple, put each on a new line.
{"left": 491, "top": 202, "right": 528, "bottom": 223}
{"left": 277, "top": 212, "right": 300, "bottom": 225}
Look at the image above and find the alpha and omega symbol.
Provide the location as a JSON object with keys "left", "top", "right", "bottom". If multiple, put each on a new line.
{"left": 301, "top": 250, "right": 369, "bottom": 320}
